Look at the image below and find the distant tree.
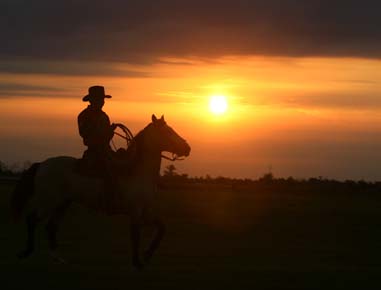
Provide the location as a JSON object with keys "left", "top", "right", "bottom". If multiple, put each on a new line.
{"left": 259, "top": 172, "right": 274, "bottom": 183}
{"left": 163, "top": 164, "right": 177, "bottom": 177}
{"left": 21, "top": 160, "right": 32, "bottom": 172}
{"left": 180, "top": 173, "right": 189, "bottom": 179}
{"left": 8, "top": 162, "right": 21, "bottom": 174}
{"left": 287, "top": 176, "right": 295, "bottom": 182}
{"left": 0, "top": 161, "right": 14, "bottom": 176}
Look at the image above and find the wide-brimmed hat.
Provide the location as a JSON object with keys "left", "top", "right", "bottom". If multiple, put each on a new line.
{"left": 82, "top": 86, "right": 112, "bottom": 102}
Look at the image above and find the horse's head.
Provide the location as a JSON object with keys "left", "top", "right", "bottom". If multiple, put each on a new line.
{"left": 148, "top": 114, "right": 191, "bottom": 158}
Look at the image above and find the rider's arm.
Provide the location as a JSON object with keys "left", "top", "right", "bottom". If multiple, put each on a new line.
{"left": 78, "top": 111, "right": 103, "bottom": 145}
{"left": 102, "top": 113, "right": 115, "bottom": 142}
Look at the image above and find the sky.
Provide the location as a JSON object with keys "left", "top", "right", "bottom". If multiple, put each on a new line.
{"left": 1, "top": 0, "right": 381, "bottom": 180}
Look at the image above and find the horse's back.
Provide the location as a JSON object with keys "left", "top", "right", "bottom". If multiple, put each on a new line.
{"left": 26, "top": 155, "right": 158, "bottom": 218}
{"left": 40, "top": 156, "right": 77, "bottom": 169}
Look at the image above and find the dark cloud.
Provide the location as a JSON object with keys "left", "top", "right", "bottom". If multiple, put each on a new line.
{"left": 0, "top": 60, "right": 150, "bottom": 76}
{"left": 0, "top": 82, "right": 66, "bottom": 97}
{"left": 254, "top": 92, "right": 381, "bottom": 110}
{"left": 1, "top": 0, "right": 381, "bottom": 64}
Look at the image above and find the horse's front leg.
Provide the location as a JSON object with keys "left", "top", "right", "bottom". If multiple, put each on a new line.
{"left": 130, "top": 222, "right": 144, "bottom": 269}
{"left": 143, "top": 218, "right": 166, "bottom": 264}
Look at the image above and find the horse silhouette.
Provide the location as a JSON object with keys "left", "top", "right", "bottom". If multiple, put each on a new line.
{"left": 11, "top": 114, "right": 191, "bottom": 268}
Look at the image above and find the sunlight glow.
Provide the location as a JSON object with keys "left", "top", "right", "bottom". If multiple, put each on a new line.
{"left": 209, "top": 95, "right": 228, "bottom": 115}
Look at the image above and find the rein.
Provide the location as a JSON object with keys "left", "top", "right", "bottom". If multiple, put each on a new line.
{"left": 111, "top": 123, "right": 134, "bottom": 151}
{"left": 160, "top": 153, "right": 184, "bottom": 161}
{"left": 114, "top": 123, "right": 134, "bottom": 146}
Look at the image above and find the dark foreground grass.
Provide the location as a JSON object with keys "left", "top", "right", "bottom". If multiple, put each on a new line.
{"left": 1, "top": 182, "right": 381, "bottom": 290}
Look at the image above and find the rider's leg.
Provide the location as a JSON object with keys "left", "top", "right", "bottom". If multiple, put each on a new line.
{"left": 101, "top": 148, "right": 118, "bottom": 213}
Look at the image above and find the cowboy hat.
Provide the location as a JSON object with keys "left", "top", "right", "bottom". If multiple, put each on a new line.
{"left": 82, "top": 86, "right": 112, "bottom": 102}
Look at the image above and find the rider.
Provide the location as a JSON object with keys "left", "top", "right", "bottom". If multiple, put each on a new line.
{"left": 78, "top": 85, "right": 117, "bottom": 211}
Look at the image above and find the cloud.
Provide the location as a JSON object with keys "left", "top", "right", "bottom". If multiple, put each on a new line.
{"left": 0, "top": 60, "right": 150, "bottom": 77}
{"left": 0, "top": 82, "right": 66, "bottom": 97}
{"left": 262, "top": 92, "right": 381, "bottom": 110}
{"left": 1, "top": 0, "right": 380, "bottom": 64}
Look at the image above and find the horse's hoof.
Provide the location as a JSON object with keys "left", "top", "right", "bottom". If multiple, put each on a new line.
{"left": 49, "top": 251, "right": 67, "bottom": 264}
{"left": 17, "top": 249, "right": 33, "bottom": 259}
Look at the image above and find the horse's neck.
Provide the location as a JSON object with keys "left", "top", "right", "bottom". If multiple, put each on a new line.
{"left": 133, "top": 149, "right": 162, "bottom": 180}
{"left": 128, "top": 127, "right": 162, "bottom": 180}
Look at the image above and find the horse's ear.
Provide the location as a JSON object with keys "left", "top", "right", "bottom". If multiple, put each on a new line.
{"left": 160, "top": 115, "right": 165, "bottom": 121}
{"left": 152, "top": 114, "right": 157, "bottom": 123}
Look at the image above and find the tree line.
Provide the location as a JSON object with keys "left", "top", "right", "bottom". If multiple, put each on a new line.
{"left": 1, "top": 161, "right": 380, "bottom": 194}
{"left": 161, "top": 165, "right": 381, "bottom": 194}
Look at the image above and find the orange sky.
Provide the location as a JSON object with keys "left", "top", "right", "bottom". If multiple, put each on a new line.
{"left": 1, "top": 56, "right": 381, "bottom": 179}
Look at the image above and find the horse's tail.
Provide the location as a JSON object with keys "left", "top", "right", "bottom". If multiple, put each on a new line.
{"left": 10, "top": 162, "right": 40, "bottom": 222}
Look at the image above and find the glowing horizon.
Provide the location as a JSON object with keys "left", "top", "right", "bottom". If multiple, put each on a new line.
{"left": 1, "top": 56, "right": 381, "bottom": 180}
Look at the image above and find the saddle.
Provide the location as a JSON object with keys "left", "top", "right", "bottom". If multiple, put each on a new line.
{"left": 75, "top": 148, "right": 136, "bottom": 178}
{"left": 74, "top": 147, "right": 138, "bottom": 215}
{"left": 75, "top": 156, "right": 104, "bottom": 178}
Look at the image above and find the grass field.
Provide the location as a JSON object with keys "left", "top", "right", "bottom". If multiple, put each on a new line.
{"left": 1, "top": 182, "right": 381, "bottom": 289}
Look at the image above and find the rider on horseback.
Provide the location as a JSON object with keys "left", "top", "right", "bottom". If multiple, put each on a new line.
{"left": 78, "top": 86, "right": 117, "bottom": 211}
{"left": 78, "top": 86, "right": 116, "bottom": 159}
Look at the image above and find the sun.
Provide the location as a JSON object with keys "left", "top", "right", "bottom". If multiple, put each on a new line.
{"left": 209, "top": 95, "right": 228, "bottom": 115}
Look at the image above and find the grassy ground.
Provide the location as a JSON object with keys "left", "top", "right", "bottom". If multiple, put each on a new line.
{"left": 1, "top": 182, "right": 381, "bottom": 289}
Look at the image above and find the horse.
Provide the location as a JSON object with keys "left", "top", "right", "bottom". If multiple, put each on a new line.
{"left": 11, "top": 114, "right": 191, "bottom": 268}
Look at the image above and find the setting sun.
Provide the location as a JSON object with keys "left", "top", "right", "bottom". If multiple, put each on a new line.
{"left": 209, "top": 95, "right": 228, "bottom": 115}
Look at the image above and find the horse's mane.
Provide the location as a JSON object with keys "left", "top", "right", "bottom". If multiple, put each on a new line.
{"left": 128, "top": 122, "right": 152, "bottom": 151}
{"left": 116, "top": 123, "right": 152, "bottom": 174}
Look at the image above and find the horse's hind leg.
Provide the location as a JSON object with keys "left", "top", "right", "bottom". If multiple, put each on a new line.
{"left": 45, "top": 201, "right": 71, "bottom": 263}
{"left": 143, "top": 218, "right": 166, "bottom": 264}
{"left": 130, "top": 222, "right": 144, "bottom": 269}
{"left": 18, "top": 212, "right": 39, "bottom": 259}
